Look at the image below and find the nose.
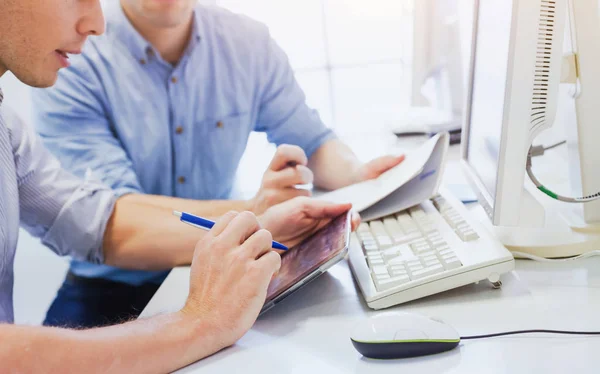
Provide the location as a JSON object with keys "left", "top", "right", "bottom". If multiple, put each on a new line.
{"left": 77, "top": 0, "right": 106, "bottom": 37}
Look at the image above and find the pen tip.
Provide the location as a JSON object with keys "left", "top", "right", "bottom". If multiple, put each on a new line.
{"left": 173, "top": 211, "right": 182, "bottom": 217}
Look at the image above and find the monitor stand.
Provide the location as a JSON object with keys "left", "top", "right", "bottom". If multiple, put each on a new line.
{"left": 473, "top": 184, "right": 600, "bottom": 258}
{"left": 389, "top": 107, "right": 462, "bottom": 145}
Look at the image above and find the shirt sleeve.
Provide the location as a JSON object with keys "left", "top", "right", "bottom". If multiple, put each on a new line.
{"left": 254, "top": 30, "right": 337, "bottom": 158}
{"left": 30, "top": 53, "right": 143, "bottom": 198}
{"left": 4, "top": 107, "right": 116, "bottom": 264}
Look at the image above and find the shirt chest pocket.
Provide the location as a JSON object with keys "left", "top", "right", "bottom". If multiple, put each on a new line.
{"left": 198, "top": 112, "right": 253, "bottom": 182}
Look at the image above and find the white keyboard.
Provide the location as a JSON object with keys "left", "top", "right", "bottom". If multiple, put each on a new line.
{"left": 348, "top": 188, "right": 515, "bottom": 309}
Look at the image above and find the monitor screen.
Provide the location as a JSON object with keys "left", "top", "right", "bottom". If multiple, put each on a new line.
{"left": 465, "top": 0, "right": 514, "bottom": 201}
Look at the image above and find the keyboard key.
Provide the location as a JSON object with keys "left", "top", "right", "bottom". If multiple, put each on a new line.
{"left": 437, "top": 248, "right": 455, "bottom": 257}
{"left": 387, "top": 257, "right": 407, "bottom": 266}
{"left": 377, "top": 237, "right": 393, "bottom": 247}
{"left": 443, "top": 257, "right": 462, "bottom": 270}
{"left": 431, "top": 239, "right": 448, "bottom": 249}
{"left": 384, "top": 218, "right": 403, "bottom": 234}
{"left": 369, "top": 221, "right": 387, "bottom": 235}
{"left": 407, "top": 259, "right": 422, "bottom": 267}
{"left": 395, "top": 232, "right": 422, "bottom": 245}
{"left": 375, "top": 275, "right": 410, "bottom": 291}
{"left": 418, "top": 250, "right": 437, "bottom": 257}
{"left": 388, "top": 265, "right": 408, "bottom": 276}
{"left": 458, "top": 229, "right": 479, "bottom": 242}
{"left": 414, "top": 245, "right": 433, "bottom": 254}
{"left": 424, "top": 259, "right": 441, "bottom": 268}
{"left": 381, "top": 247, "right": 402, "bottom": 261}
{"left": 367, "top": 256, "right": 385, "bottom": 267}
{"left": 411, "top": 265, "right": 445, "bottom": 279}
{"left": 371, "top": 265, "right": 389, "bottom": 277}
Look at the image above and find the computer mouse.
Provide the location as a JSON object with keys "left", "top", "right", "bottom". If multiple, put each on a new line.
{"left": 350, "top": 312, "right": 460, "bottom": 359}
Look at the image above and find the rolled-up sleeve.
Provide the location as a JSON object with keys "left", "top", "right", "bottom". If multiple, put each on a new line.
{"left": 4, "top": 107, "right": 116, "bottom": 263}
{"left": 254, "top": 30, "right": 337, "bottom": 159}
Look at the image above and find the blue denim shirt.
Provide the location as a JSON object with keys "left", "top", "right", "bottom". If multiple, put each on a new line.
{"left": 31, "top": 3, "right": 335, "bottom": 285}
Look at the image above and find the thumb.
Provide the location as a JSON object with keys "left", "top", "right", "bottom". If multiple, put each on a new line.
{"left": 305, "top": 201, "right": 353, "bottom": 218}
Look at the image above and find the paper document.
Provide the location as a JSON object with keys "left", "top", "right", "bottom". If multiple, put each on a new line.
{"left": 318, "top": 133, "right": 450, "bottom": 221}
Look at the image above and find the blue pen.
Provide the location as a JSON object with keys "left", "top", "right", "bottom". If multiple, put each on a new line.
{"left": 173, "top": 211, "right": 288, "bottom": 251}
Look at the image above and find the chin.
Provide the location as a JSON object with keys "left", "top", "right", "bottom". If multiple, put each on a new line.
{"left": 19, "top": 71, "right": 59, "bottom": 89}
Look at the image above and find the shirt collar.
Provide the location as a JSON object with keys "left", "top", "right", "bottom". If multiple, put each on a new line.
{"left": 106, "top": 2, "right": 202, "bottom": 64}
{"left": 0, "top": 87, "right": 3, "bottom": 107}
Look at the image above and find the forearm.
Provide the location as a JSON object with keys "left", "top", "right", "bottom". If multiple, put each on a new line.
{"left": 122, "top": 193, "right": 251, "bottom": 218}
{"left": 0, "top": 312, "right": 220, "bottom": 373}
{"left": 102, "top": 196, "right": 206, "bottom": 270}
{"left": 308, "top": 139, "right": 362, "bottom": 190}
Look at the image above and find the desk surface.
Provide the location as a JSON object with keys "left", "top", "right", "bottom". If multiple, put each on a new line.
{"left": 141, "top": 138, "right": 596, "bottom": 373}
{"left": 141, "top": 258, "right": 600, "bottom": 373}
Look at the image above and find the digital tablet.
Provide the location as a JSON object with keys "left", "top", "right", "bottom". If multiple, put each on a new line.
{"left": 261, "top": 211, "right": 351, "bottom": 315}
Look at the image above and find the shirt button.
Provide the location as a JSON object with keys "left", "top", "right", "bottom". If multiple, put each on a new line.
{"left": 175, "top": 126, "right": 184, "bottom": 134}
{"left": 178, "top": 176, "right": 186, "bottom": 184}
{"left": 171, "top": 76, "right": 178, "bottom": 84}
{"left": 139, "top": 58, "right": 147, "bottom": 65}
{"left": 216, "top": 121, "right": 224, "bottom": 129}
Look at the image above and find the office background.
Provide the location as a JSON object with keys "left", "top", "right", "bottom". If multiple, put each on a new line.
{"left": 0, "top": 0, "right": 472, "bottom": 324}
{"left": 0, "top": 0, "right": 408, "bottom": 324}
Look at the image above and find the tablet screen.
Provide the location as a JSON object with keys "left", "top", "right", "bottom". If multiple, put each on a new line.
{"left": 266, "top": 212, "right": 350, "bottom": 302}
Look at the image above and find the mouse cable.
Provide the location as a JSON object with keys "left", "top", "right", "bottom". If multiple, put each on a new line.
{"left": 526, "top": 140, "right": 600, "bottom": 203}
{"left": 510, "top": 250, "right": 600, "bottom": 262}
{"left": 461, "top": 329, "right": 600, "bottom": 340}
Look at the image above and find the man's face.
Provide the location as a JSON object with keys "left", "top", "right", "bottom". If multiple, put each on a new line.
{"left": 121, "top": 0, "right": 197, "bottom": 28}
{"left": 0, "top": 0, "right": 105, "bottom": 88}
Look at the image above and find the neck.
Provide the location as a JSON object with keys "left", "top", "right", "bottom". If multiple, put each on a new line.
{"left": 121, "top": 4, "right": 194, "bottom": 65}
{"left": 0, "top": 66, "right": 6, "bottom": 79}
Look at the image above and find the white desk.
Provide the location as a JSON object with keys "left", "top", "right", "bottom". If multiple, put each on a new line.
{"left": 141, "top": 258, "right": 600, "bottom": 373}
{"left": 141, "top": 137, "right": 600, "bottom": 373}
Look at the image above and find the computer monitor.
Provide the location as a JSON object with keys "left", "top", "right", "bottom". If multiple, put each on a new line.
{"left": 392, "top": 0, "right": 464, "bottom": 137}
{"left": 411, "top": 0, "right": 464, "bottom": 118}
{"left": 461, "top": 0, "right": 600, "bottom": 257}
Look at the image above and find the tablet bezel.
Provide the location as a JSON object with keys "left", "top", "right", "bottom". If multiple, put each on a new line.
{"left": 260, "top": 211, "right": 352, "bottom": 315}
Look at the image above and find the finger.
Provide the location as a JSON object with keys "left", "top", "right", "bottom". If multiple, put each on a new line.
{"left": 304, "top": 200, "right": 353, "bottom": 218}
{"left": 264, "top": 165, "right": 314, "bottom": 188}
{"left": 253, "top": 251, "right": 282, "bottom": 290}
{"left": 268, "top": 145, "right": 308, "bottom": 171}
{"left": 241, "top": 229, "right": 274, "bottom": 259}
{"left": 363, "top": 154, "right": 405, "bottom": 179}
{"left": 351, "top": 211, "right": 362, "bottom": 231}
{"left": 209, "top": 211, "right": 239, "bottom": 236}
{"left": 219, "top": 211, "right": 261, "bottom": 246}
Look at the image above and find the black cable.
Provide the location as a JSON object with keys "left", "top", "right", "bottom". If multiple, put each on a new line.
{"left": 461, "top": 329, "right": 600, "bottom": 340}
{"left": 543, "top": 140, "right": 567, "bottom": 151}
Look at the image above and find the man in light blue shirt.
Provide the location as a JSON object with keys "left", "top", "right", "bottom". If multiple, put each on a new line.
{"left": 32, "top": 0, "right": 402, "bottom": 327}
{"left": 1, "top": 0, "right": 358, "bottom": 369}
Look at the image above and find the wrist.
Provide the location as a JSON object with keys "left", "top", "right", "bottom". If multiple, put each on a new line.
{"left": 243, "top": 197, "right": 258, "bottom": 214}
{"left": 349, "top": 163, "right": 364, "bottom": 185}
{"left": 176, "top": 308, "right": 229, "bottom": 359}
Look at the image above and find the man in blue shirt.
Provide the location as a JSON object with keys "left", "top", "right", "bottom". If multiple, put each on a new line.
{"left": 1, "top": 0, "right": 357, "bottom": 370}
{"left": 32, "top": 0, "right": 403, "bottom": 328}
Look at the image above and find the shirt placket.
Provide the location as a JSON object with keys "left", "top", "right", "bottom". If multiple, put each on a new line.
{"left": 169, "top": 67, "right": 189, "bottom": 197}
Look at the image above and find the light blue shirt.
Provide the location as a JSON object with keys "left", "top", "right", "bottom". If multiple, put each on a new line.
{"left": 0, "top": 89, "right": 116, "bottom": 323}
{"left": 31, "top": 3, "right": 336, "bottom": 285}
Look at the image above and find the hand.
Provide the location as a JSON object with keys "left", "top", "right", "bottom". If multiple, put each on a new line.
{"left": 247, "top": 145, "right": 314, "bottom": 215}
{"left": 353, "top": 154, "right": 405, "bottom": 183}
{"left": 259, "top": 197, "right": 361, "bottom": 249}
{"left": 182, "top": 211, "right": 281, "bottom": 350}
